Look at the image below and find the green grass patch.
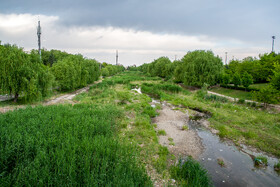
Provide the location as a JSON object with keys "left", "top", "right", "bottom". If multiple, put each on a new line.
{"left": 158, "top": 130, "right": 167, "bottom": 136}
{"left": 254, "top": 156, "right": 268, "bottom": 166}
{"left": 274, "top": 162, "right": 280, "bottom": 172}
{"left": 182, "top": 125, "right": 189, "bottom": 130}
{"left": 250, "top": 83, "right": 269, "bottom": 90}
{"left": 210, "top": 87, "right": 253, "bottom": 100}
{"left": 0, "top": 104, "right": 151, "bottom": 186}
{"left": 170, "top": 157, "right": 212, "bottom": 186}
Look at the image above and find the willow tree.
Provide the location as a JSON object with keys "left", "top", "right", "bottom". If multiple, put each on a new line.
{"left": 177, "top": 50, "right": 223, "bottom": 87}
{"left": 0, "top": 44, "right": 53, "bottom": 102}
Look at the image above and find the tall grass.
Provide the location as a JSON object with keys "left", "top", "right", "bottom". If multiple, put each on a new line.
{"left": 141, "top": 82, "right": 189, "bottom": 98}
{"left": 0, "top": 104, "right": 151, "bottom": 186}
{"left": 170, "top": 157, "right": 212, "bottom": 187}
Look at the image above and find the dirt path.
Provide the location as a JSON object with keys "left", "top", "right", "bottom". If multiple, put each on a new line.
{"left": 208, "top": 90, "right": 280, "bottom": 111}
{"left": 0, "top": 79, "right": 102, "bottom": 113}
{"left": 152, "top": 101, "right": 204, "bottom": 159}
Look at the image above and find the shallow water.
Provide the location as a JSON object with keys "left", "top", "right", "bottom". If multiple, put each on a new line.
{"left": 139, "top": 88, "right": 280, "bottom": 186}
{"left": 189, "top": 120, "right": 280, "bottom": 187}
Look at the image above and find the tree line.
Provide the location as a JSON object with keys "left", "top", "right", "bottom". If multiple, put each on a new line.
{"left": 139, "top": 50, "right": 223, "bottom": 87}
{"left": 0, "top": 42, "right": 123, "bottom": 102}
{"left": 138, "top": 50, "right": 280, "bottom": 104}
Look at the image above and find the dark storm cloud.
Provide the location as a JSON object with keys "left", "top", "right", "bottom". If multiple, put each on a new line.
{"left": 1, "top": 0, "right": 279, "bottom": 45}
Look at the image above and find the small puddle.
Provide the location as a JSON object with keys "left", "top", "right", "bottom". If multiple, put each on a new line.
{"left": 189, "top": 120, "right": 280, "bottom": 187}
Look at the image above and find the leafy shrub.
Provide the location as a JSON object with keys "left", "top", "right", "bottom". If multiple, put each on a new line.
{"left": 232, "top": 72, "right": 241, "bottom": 88}
{"left": 242, "top": 72, "right": 253, "bottom": 89}
{"left": 270, "top": 71, "right": 280, "bottom": 90}
{"left": 253, "top": 86, "right": 279, "bottom": 107}
{"left": 237, "top": 99, "right": 245, "bottom": 104}
{"left": 222, "top": 73, "right": 231, "bottom": 85}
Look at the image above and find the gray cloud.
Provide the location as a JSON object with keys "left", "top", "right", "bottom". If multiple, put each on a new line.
{"left": 1, "top": 0, "right": 279, "bottom": 45}
{"left": 0, "top": 0, "right": 279, "bottom": 66}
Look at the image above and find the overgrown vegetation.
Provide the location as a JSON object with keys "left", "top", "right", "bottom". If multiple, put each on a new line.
{"left": 74, "top": 72, "right": 175, "bottom": 180}
{"left": 0, "top": 104, "right": 151, "bottom": 186}
{"left": 170, "top": 157, "right": 212, "bottom": 186}
{"left": 73, "top": 71, "right": 212, "bottom": 184}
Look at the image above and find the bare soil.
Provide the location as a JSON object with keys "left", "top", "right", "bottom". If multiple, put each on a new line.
{"left": 152, "top": 101, "right": 204, "bottom": 159}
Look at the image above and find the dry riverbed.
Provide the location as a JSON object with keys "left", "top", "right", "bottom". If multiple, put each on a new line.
{"left": 152, "top": 100, "right": 204, "bottom": 159}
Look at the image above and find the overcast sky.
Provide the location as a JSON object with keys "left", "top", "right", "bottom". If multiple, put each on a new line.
{"left": 0, "top": 0, "right": 279, "bottom": 66}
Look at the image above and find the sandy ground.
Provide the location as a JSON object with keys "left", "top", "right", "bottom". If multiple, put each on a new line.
{"left": 0, "top": 79, "right": 102, "bottom": 113}
{"left": 152, "top": 101, "right": 204, "bottom": 159}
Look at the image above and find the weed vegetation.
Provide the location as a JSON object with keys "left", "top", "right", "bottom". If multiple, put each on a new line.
{"left": 170, "top": 157, "right": 212, "bottom": 186}
{"left": 0, "top": 104, "right": 151, "bottom": 186}
{"left": 74, "top": 71, "right": 176, "bottom": 183}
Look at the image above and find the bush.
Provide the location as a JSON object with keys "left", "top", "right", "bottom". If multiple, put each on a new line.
{"left": 253, "top": 86, "right": 279, "bottom": 107}
{"left": 270, "top": 71, "right": 280, "bottom": 90}
{"left": 232, "top": 73, "right": 241, "bottom": 88}
{"left": 222, "top": 73, "right": 231, "bottom": 85}
{"left": 242, "top": 72, "right": 253, "bottom": 90}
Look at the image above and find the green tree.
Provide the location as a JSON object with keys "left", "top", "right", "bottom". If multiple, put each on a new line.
{"left": 270, "top": 63, "right": 280, "bottom": 90}
{"left": 253, "top": 86, "right": 279, "bottom": 107}
{"left": 0, "top": 44, "right": 53, "bottom": 102}
{"left": 222, "top": 73, "right": 230, "bottom": 85}
{"left": 178, "top": 50, "right": 223, "bottom": 87}
{"left": 232, "top": 73, "right": 241, "bottom": 88}
{"left": 101, "top": 68, "right": 109, "bottom": 77}
{"left": 174, "top": 63, "right": 184, "bottom": 83}
{"left": 241, "top": 72, "right": 253, "bottom": 89}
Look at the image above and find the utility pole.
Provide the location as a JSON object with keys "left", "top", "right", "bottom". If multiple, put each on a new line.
{"left": 225, "top": 52, "right": 228, "bottom": 65}
{"left": 37, "top": 20, "right": 42, "bottom": 59}
{"left": 272, "top": 36, "right": 276, "bottom": 53}
{"left": 175, "top": 55, "right": 177, "bottom": 61}
{"left": 116, "top": 50, "right": 118, "bottom": 65}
